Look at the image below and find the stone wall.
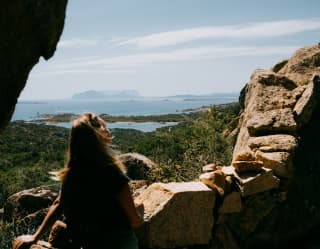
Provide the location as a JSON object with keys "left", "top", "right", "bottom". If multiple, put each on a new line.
{"left": 199, "top": 44, "right": 320, "bottom": 249}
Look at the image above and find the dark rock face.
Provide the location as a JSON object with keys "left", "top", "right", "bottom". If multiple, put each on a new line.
{"left": 247, "top": 94, "right": 320, "bottom": 249}
{"left": 3, "top": 185, "right": 59, "bottom": 222}
{"left": 3, "top": 185, "right": 60, "bottom": 238}
{"left": 119, "top": 153, "right": 156, "bottom": 180}
{"left": 0, "top": 0, "right": 68, "bottom": 131}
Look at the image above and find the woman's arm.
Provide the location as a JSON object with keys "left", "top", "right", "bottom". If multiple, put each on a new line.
{"left": 12, "top": 195, "right": 63, "bottom": 249}
{"left": 118, "top": 183, "right": 144, "bottom": 229}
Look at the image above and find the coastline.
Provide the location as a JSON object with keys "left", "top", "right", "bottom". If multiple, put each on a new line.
{"left": 40, "top": 120, "right": 179, "bottom": 132}
{"left": 31, "top": 102, "right": 238, "bottom": 124}
{"left": 15, "top": 101, "right": 239, "bottom": 132}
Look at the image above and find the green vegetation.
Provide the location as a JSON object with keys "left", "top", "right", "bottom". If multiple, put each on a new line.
{"left": 0, "top": 122, "right": 69, "bottom": 206}
{"left": 39, "top": 112, "right": 202, "bottom": 123}
{"left": 112, "top": 104, "right": 239, "bottom": 182}
{"left": 100, "top": 113, "right": 194, "bottom": 123}
{"left": 0, "top": 103, "right": 239, "bottom": 247}
{"left": 0, "top": 104, "right": 239, "bottom": 206}
{"left": 0, "top": 221, "right": 14, "bottom": 249}
{"left": 0, "top": 123, "right": 70, "bottom": 248}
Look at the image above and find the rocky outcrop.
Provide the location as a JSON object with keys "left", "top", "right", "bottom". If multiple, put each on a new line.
{"left": 4, "top": 185, "right": 59, "bottom": 223}
{"left": 198, "top": 44, "right": 320, "bottom": 249}
{"left": 3, "top": 185, "right": 60, "bottom": 235}
{"left": 119, "top": 152, "right": 156, "bottom": 180}
{"left": 233, "top": 47, "right": 320, "bottom": 179}
{"left": 0, "top": 0, "right": 68, "bottom": 131}
{"left": 277, "top": 45, "right": 320, "bottom": 84}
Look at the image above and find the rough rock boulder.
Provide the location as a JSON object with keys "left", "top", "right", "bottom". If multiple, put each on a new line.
{"left": 135, "top": 182, "right": 215, "bottom": 248}
{"left": 205, "top": 44, "right": 320, "bottom": 249}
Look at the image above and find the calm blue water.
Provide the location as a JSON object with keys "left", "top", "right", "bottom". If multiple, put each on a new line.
{"left": 12, "top": 97, "right": 238, "bottom": 131}
{"left": 47, "top": 121, "right": 179, "bottom": 132}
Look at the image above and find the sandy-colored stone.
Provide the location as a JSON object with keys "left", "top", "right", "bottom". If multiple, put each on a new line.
{"left": 247, "top": 108, "right": 297, "bottom": 136}
{"left": 199, "top": 170, "right": 226, "bottom": 196}
{"left": 248, "top": 134, "right": 297, "bottom": 153}
{"left": 234, "top": 168, "right": 280, "bottom": 196}
{"left": 220, "top": 166, "right": 236, "bottom": 176}
{"left": 278, "top": 45, "right": 320, "bottom": 84}
{"left": 233, "top": 69, "right": 299, "bottom": 158}
{"left": 202, "top": 163, "right": 217, "bottom": 172}
{"left": 232, "top": 161, "right": 264, "bottom": 173}
{"left": 255, "top": 151, "right": 293, "bottom": 178}
{"left": 135, "top": 182, "right": 215, "bottom": 248}
{"left": 293, "top": 75, "right": 320, "bottom": 128}
{"left": 234, "top": 150, "right": 255, "bottom": 161}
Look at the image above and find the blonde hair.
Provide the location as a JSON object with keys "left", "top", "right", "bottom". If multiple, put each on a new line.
{"left": 51, "top": 113, "right": 126, "bottom": 181}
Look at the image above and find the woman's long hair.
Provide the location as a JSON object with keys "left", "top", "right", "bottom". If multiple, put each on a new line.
{"left": 51, "top": 113, "right": 126, "bottom": 182}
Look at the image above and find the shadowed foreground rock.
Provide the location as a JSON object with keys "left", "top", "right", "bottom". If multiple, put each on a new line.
{"left": 0, "top": 0, "right": 68, "bottom": 131}
{"left": 4, "top": 185, "right": 59, "bottom": 223}
{"left": 119, "top": 152, "right": 156, "bottom": 180}
{"left": 11, "top": 182, "right": 215, "bottom": 249}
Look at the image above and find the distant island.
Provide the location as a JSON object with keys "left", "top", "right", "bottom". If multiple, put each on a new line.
{"left": 31, "top": 102, "right": 238, "bottom": 125}
{"left": 71, "top": 89, "right": 239, "bottom": 101}
{"left": 72, "top": 89, "right": 141, "bottom": 99}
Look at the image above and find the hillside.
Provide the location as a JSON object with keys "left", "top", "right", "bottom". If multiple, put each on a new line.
{"left": 0, "top": 103, "right": 239, "bottom": 248}
{"left": 0, "top": 122, "right": 69, "bottom": 207}
{"left": 0, "top": 103, "right": 239, "bottom": 208}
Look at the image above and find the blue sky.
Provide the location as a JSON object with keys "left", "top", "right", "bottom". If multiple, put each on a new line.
{"left": 21, "top": 0, "right": 320, "bottom": 99}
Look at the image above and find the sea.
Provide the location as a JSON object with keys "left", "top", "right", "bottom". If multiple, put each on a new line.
{"left": 12, "top": 96, "right": 238, "bottom": 132}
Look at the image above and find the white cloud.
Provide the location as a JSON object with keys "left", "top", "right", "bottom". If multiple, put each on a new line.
{"left": 61, "top": 45, "right": 299, "bottom": 67}
{"left": 33, "top": 68, "right": 136, "bottom": 76}
{"left": 58, "top": 38, "right": 99, "bottom": 48}
{"left": 118, "top": 19, "right": 320, "bottom": 48}
{"left": 35, "top": 45, "right": 298, "bottom": 75}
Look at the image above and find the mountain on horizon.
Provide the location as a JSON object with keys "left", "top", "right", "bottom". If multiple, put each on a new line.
{"left": 71, "top": 89, "right": 239, "bottom": 102}
{"left": 72, "top": 89, "right": 141, "bottom": 99}
{"left": 167, "top": 92, "right": 239, "bottom": 98}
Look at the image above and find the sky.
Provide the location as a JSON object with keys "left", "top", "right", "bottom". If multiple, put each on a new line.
{"left": 20, "top": 0, "right": 320, "bottom": 100}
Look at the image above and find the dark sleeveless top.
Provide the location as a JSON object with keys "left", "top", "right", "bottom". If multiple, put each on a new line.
{"left": 60, "top": 163, "right": 131, "bottom": 247}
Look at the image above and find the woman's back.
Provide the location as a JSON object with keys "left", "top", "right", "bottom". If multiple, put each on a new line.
{"left": 61, "top": 161, "right": 132, "bottom": 247}
{"left": 13, "top": 113, "right": 141, "bottom": 249}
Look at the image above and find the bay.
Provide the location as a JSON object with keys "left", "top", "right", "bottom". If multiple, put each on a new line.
{"left": 47, "top": 121, "right": 179, "bottom": 132}
{"left": 12, "top": 96, "right": 238, "bottom": 131}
